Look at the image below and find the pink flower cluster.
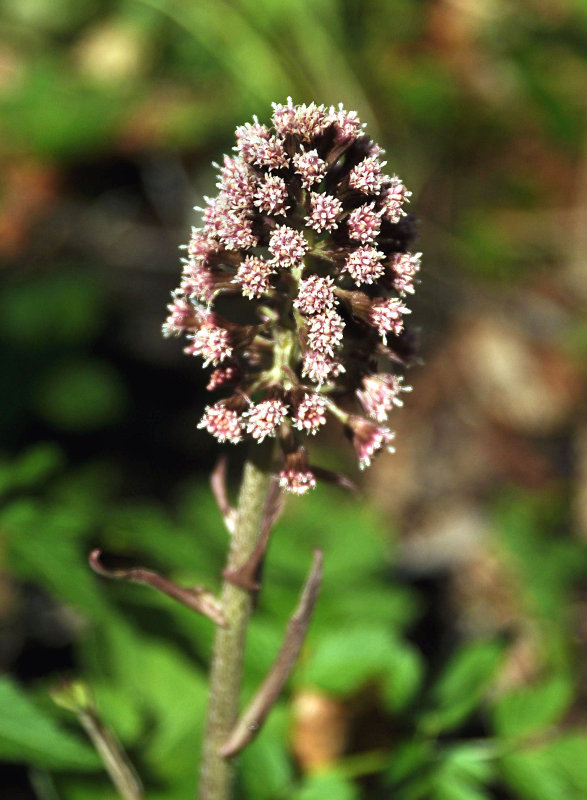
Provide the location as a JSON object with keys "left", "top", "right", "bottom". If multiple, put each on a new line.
{"left": 165, "top": 99, "right": 421, "bottom": 493}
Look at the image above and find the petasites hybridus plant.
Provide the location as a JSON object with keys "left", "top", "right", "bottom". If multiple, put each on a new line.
{"left": 85, "top": 101, "right": 420, "bottom": 800}
{"left": 164, "top": 98, "right": 420, "bottom": 493}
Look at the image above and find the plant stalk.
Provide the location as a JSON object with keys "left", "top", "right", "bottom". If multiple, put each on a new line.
{"left": 199, "top": 448, "right": 274, "bottom": 800}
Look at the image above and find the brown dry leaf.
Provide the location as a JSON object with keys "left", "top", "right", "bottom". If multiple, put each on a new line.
{"left": 457, "top": 316, "right": 580, "bottom": 435}
{"left": 0, "top": 160, "right": 59, "bottom": 258}
{"left": 290, "top": 689, "right": 349, "bottom": 772}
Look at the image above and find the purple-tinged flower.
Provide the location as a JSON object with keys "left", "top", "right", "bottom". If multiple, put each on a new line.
{"left": 181, "top": 261, "right": 227, "bottom": 305}
{"left": 163, "top": 296, "right": 196, "bottom": 337}
{"left": 347, "top": 416, "right": 395, "bottom": 470}
{"left": 198, "top": 404, "right": 243, "bottom": 444}
{"left": 349, "top": 156, "right": 386, "bottom": 195}
{"left": 291, "top": 392, "right": 327, "bottom": 435}
{"left": 382, "top": 176, "right": 412, "bottom": 223}
{"left": 216, "top": 156, "right": 256, "bottom": 209}
{"left": 165, "top": 100, "right": 421, "bottom": 489}
{"left": 272, "top": 99, "right": 329, "bottom": 140}
{"left": 292, "top": 149, "right": 327, "bottom": 189}
{"left": 268, "top": 225, "right": 308, "bottom": 268}
{"left": 253, "top": 174, "right": 289, "bottom": 216}
{"left": 294, "top": 275, "right": 336, "bottom": 316}
{"left": 207, "top": 365, "right": 240, "bottom": 392}
{"left": 235, "top": 256, "right": 274, "bottom": 299}
{"left": 305, "top": 192, "right": 342, "bottom": 233}
{"left": 236, "top": 121, "right": 289, "bottom": 170}
{"left": 369, "top": 298, "right": 411, "bottom": 342}
{"left": 185, "top": 320, "right": 233, "bottom": 367}
{"left": 235, "top": 120, "right": 270, "bottom": 153}
{"left": 305, "top": 309, "right": 345, "bottom": 356}
{"left": 344, "top": 246, "right": 385, "bottom": 285}
{"left": 328, "top": 104, "right": 364, "bottom": 141}
{"left": 279, "top": 448, "right": 316, "bottom": 495}
{"left": 357, "top": 373, "right": 411, "bottom": 422}
{"left": 389, "top": 251, "right": 421, "bottom": 296}
{"left": 217, "top": 209, "right": 258, "bottom": 251}
{"left": 185, "top": 228, "right": 221, "bottom": 260}
{"left": 301, "top": 350, "right": 345, "bottom": 386}
{"left": 243, "top": 399, "right": 289, "bottom": 442}
{"left": 347, "top": 202, "right": 382, "bottom": 243}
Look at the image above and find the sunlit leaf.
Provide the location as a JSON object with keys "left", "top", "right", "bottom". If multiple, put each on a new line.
{"left": 0, "top": 678, "right": 99, "bottom": 771}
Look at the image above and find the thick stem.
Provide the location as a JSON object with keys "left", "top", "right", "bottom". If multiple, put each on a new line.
{"left": 199, "top": 448, "right": 274, "bottom": 800}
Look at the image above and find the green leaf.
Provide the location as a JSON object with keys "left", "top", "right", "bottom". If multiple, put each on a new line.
{"left": 0, "top": 444, "right": 64, "bottom": 497}
{"left": 292, "top": 772, "right": 359, "bottom": 800}
{"left": 0, "top": 272, "right": 103, "bottom": 348}
{"left": 501, "top": 734, "right": 587, "bottom": 799}
{"left": 420, "top": 639, "right": 505, "bottom": 734}
{"left": 500, "top": 748, "right": 568, "bottom": 800}
{"left": 492, "top": 676, "right": 574, "bottom": 741}
{"left": 2, "top": 499, "right": 109, "bottom": 618}
{"left": 303, "top": 625, "right": 414, "bottom": 697}
{"left": 442, "top": 745, "right": 496, "bottom": 784}
{"left": 430, "top": 745, "right": 495, "bottom": 800}
{"left": 381, "top": 638, "right": 424, "bottom": 712}
{"left": 434, "top": 776, "right": 490, "bottom": 800}
{"left": 386, "top": 739, "right": 434, "bottom": 786}
{"left": 240, "top": 707, "right": 293, "bottom": 800}
{"left": 34, "top": 359, "right": 128, "bottom": 431}
{"left": 546, "top": 734, "right": 587, "bottom": 793}
{"left": 103, "top": 622, "right": 208, "bottom": 778}
{"left": 0, "top": 677, "right": 99, "bottom": 771}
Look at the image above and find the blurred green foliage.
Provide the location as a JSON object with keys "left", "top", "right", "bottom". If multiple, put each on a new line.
{"left": 0, "top": 450, "right": 585, "bottom": 798}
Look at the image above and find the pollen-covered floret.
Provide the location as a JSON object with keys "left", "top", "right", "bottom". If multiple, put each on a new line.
{"left": 292, "top": 393, "right": 327, "bottom": 434}
{"left": 328, "top": 104, "right": 364, "bottom": 140}
{"left": 186, "top": 228, "right": 220, "bottom": 260}
{"left": 369, "top": 298, "right": 411, "bottom": 342}
{"left": 292, "top": 149, "right": 327, "bottom": 189}
{"left": 344, "top": 246, "right": 385, "bottom": 285}
{"left": 279, "top": 466, "right": 317, "bottom": 495}
{"left": 198, "top": 404, "right": 243, "bottom": 443}
{"left": 357, "top": 373, "right": 411, "bottom": 422}
{"left": 268, "top": 225, "right": 308, "bottom": 267}
{"left": 253, "top": 174, "right": 289, "bottom": 216}
{"left": 236, "top": 121, "right": 289, "bottom": 170}
{"left": 347, "top": 203, "right": 382, "bottom": 243}
{"left": 305, "top": 192, "right": 342, "bottom": 233}
{"left": 349, "top": 156, "right": 386, "bottom": 195}
{"left": 166, "top": 100, "right": 421, "bottom": 489}
{"left": 294, "top": 275, "right": 336, "bottom": 316}
{"left": 216, "top": 156, "right": 256, "bottom": 209}
{"left": 163, "top": 296, "right": 195, "bottom": 337}
{"left": 382, "top": 175, "right": 412, "bottom": 223}
{"left": 243, "top": 399, "right": 289, "bottom": 442}
{"left": 305, "top": 309, "right": 345, "bottom": 356}
{"left": 235, "top": 256, "right": 274, "bottom": 299}
{"left": 185, "top": 322, "right": 232, "bottom": 367}
{"left": 347, "top": 417, "right": 395, "bottom": 470}
{"left": 390, "top": 252, "right": 421, "bottom": 295}
{"left": 302, "top": 350, "right": 345, "bottom": 386}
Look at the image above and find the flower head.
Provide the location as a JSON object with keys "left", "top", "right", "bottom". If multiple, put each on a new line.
{"left": 166, "top": 99, "right": 420, "bottom": 486}
{"left": 279, "top": 447, "right": 316, "bottom": 495}
{"left": 198, "top": 403, "right": 243, "bottom": 444}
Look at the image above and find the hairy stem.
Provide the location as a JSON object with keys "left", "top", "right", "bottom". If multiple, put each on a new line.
{"left": 199, "top": 447, "right": 274, "bottom": 800}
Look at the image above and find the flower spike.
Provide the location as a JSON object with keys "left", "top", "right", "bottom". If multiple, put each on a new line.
{"left": 165, "top": 101, "right": 421, "bottom": 482}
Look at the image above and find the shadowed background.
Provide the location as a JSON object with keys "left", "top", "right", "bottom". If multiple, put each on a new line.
{"left": 0, "top": 2, "right": 585, "bottom": 799}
